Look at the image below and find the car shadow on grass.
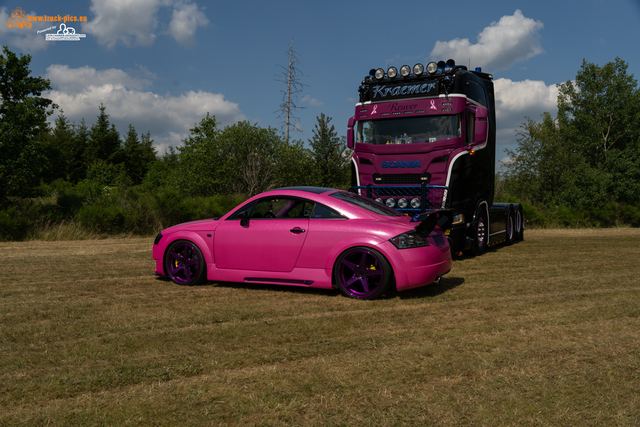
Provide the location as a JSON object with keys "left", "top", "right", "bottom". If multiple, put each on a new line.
{"left": 156, "top": 275, "right": 464, "bottom": 300}
{"left": 392, "top": 276, "right": 465, "bottom": 299}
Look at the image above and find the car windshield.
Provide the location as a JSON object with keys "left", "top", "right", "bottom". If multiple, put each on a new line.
{"left": 357, "top": 114, "right": 461, "bottom": 145}
{"left": 330, "top": 192, "right": 404, "bottom": 217}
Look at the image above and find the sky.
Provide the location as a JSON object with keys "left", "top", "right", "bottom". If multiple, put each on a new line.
{"left": 2, "top": 0, "right": 640, "bottom": 168}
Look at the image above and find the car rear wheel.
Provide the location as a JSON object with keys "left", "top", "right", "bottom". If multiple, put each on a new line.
{"left": 164, "top": 240, "right": 206, "bottom": 286}
{"left": 333, "top": 247, "right": 392, "bottom": 299}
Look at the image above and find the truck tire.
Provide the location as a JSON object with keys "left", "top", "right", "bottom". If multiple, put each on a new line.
{"left": 515, "top": 205, "right": 524, "bottom": 241}
{"left": 506, "top": 208, "right": 515, "bottom": 245}
{"left": 472, "top": 209, "right": 488, "bottom": 256}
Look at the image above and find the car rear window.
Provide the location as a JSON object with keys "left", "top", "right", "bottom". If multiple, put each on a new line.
{"left": 329, "top": 192, "right": 404, "bottom": 217}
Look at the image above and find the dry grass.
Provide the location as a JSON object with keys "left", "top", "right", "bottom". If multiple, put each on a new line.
{"left": 1, "top": 229, "right": 639, "bottom": 426}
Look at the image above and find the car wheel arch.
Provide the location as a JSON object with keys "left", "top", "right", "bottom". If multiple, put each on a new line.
{"left": 160, "top": 231, "right": 213, "bottom": 269}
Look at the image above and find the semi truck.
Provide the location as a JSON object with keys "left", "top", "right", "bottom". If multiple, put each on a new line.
{"left": 347, "top": 59, "right": 523, "bottom": 256}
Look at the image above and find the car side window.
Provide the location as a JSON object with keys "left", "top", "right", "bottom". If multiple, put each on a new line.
{"left": 226, "top": 200, "right": 257, "bottom": 220}
{"left": 311, "top": 203, "right": 346, "bottom": 219}
{"left": 239, "top": 197, "right": 314, "bottom": 219}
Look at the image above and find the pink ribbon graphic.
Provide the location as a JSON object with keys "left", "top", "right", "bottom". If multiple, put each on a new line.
{"left": 430, "top": 100, "right": 437, "bottom": 110}
{"left": 371, "top": 105, "right": 378, "bottom": 115}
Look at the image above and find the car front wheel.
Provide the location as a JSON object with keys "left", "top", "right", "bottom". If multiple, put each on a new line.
{"left": 164, "top": 240, "right": 206, "bottom": 286}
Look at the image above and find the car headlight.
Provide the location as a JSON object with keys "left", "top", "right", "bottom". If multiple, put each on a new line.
{"left": 389, "top": 230, "right": 430, "bottom": 249}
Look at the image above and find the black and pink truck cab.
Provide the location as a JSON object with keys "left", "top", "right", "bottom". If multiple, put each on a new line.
{"left": 347, "top": 60, "right": 524, "bottom": 255}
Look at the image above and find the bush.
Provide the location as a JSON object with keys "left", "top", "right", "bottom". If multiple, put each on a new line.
{"left": 77, "top": 203, "right": 126, "bottom": 233}
{"left": 0, "top": 207, "right": 33, "bottom": 241}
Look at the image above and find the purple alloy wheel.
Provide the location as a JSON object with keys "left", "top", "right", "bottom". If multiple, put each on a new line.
{"left": 167, "top": 241, "right": 201, "bottom": 284}
{"left": 337, "top": 248, "right": 385, "bottom": 298}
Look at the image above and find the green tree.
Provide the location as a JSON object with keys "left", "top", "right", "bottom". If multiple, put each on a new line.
{"left": 309, "top": 113, "right": 349, "bottom": 188}
{"left": 85, "top": 104, "right": 122, "bottom": 167}
{"left": 123, "top": 125, "right": 157, "bottom": 185}
{"left": 41, "top": 112, "right": 75, "bottom": 183}
{"left": 69, "top": 119, "right": 90, "bottom": 183}
{"left": 0, "top": 46, "right": 57, "bottom": 203}
{"left": 503, "top": 57, "right": 640, "bottom": 208}
{"left": 175, "top": 113, "right": 227, "bottom": 196}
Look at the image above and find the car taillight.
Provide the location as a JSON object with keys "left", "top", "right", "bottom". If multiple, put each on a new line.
{"left": 389, "top": 230, "right": 430, "bottom": 249}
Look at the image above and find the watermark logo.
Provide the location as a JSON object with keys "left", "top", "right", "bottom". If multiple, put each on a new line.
{"left": 6, "top": 7, "right": 31, "bottom": 28}
{"left": 45, "top": 23, "right": 86, "bottom": 42}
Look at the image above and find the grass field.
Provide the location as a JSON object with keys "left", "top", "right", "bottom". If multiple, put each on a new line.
{"left": 2, "top": 229, "right": 640, "bottom": 426}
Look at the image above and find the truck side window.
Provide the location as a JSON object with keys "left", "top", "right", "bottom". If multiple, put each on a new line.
{"left": 466, "top": 111, "right": 475, "bottom": 145}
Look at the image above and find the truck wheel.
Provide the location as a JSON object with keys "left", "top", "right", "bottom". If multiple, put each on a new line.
{"left": 515, "top": 206, "right": 524, "bottom": 241}
{"left": 472, "top": 209, "right": 488, "bottom": 256}
{"left": 506, "top": 209, "right": 515, "bottom": 245}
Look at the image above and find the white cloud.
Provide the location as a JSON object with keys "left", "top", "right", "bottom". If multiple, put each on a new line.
{"left": 430, "top": 10, "right": 544, "bottom": 71}
{"left": 82, "top": 0, "right": 209, "bottom": 48}
{"left": 169, "top": 2, "right": 209, "bottom": 46}
{"left": 44, "top": 65, "right": 246, "bottom": 153}
{"left": 301, "top": 95, "right": 324, "bottom": 106}
{"left": 45, "top": 65, "right": 154, "bottom": 94}
{"left": 0, "top": 7, "right": 51, "bottom": 52}
{"left": 494, "top": 78, "right": 559, "bottom": 146}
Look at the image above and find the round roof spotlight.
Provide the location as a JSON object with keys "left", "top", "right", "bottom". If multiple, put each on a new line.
{"left": 375, "top": 68, "right": 385, "bottom": 80}
{"left": 437, "top": 61, "right": 446, "bottom": 73}
{"left": 413, "top": 63, "right": 424, "bottom": 76}
{"left": 375, "top": 197, "right": 383, "bottom": 204}
{"left": 369, "top": 69, "right": 377, "bottom": 79}
{"left": 387, "top": 66, "right": 398, "bottom": 79}
{"left": 426, "top": 62, "right": 438, "bottom": 74}
{"left": 410, "top": 197, "right": 421, "bottom": 209}
{"left": 397, "top": 198, "right": 409, "bottom": 209}
{"left": 445, "top": 59, "right": 456, "bottom": 73}
{"left": 400, "top": 65, "right": 411, "bottom": 77}
{"left": 385, "top": 197, "right": 396, "bottom": 208}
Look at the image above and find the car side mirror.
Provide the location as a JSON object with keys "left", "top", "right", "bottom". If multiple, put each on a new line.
{"left": 238, "top": 211, "right": 249, "bottom": 227}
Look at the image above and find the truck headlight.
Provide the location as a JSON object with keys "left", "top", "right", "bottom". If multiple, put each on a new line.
{"left": 452, "top": 213, "right": 464, "bottom": 225}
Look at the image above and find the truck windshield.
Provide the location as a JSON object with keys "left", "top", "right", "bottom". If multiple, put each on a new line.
{"left": 357, "top": 114, "right": 461, "bottom": 145}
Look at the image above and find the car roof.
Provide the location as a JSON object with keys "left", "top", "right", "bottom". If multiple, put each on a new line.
{"left": 269, "top": 186, "right": 338, "bottom": 194}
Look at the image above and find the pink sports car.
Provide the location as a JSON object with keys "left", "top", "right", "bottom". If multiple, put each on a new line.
{"left": 152, "top": 187, "right": 452, "bottom": 299}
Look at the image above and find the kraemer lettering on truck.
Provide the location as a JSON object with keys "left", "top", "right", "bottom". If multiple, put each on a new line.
{"left": 347, "top": 60, "right": 524, "bottom": 256}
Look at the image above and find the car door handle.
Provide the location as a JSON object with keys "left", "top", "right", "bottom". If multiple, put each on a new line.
{"left": 290, "top": 227, "right": 306, "bottom": 234}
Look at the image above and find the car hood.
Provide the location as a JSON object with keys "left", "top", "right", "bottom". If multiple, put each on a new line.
{"left": 162, "top": 218, "right": 219, "bottom": 234}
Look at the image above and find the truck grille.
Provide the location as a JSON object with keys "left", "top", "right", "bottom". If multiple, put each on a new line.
{"left": 373, "top": 173, "right": 431, "bottom": 185}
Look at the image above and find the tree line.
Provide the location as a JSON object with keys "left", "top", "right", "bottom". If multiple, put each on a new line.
{"left": 0, "top": 46, "right": 349, "bottom": 240}
{"left": 2, "top": 44, "right": 639, "bottom": 240}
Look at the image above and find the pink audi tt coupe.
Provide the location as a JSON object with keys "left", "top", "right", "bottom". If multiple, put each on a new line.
{"left": 152, "top": 187, "right": 452, "bottom": 299}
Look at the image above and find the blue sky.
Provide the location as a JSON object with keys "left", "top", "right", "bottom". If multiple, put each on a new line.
{"left": 2, "top": 0, "right": 640, "bottom": 166}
